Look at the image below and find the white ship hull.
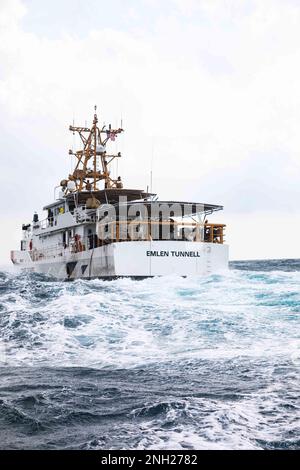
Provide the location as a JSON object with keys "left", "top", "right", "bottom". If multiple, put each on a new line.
{"left": 12, "top": 241, "right": 229, "bottom": 280}
{"left": 11, "top": 108, "right": 229, "bottom": 282}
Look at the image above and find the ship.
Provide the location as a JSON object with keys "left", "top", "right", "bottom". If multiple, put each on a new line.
{"left": 10, "top": 107, "right": 229, "bottom": 279}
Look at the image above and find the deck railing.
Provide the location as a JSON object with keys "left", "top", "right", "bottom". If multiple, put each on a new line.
{"left": 97, "top": 221, "right": 225, "bottom": 244}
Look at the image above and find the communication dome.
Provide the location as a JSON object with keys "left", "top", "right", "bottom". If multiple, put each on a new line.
{"left": 67, "top": 180, "right": 76, "bottom": 191}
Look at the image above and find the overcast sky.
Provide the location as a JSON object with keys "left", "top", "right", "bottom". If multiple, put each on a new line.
{"left": 1, "top": 0, "right": 300, "bottom": 263}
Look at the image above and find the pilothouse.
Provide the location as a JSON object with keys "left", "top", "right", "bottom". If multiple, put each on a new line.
{"left": 11, "top": 107, "right": 229, "bottom": 279}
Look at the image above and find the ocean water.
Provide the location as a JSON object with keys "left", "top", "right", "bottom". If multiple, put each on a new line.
{"left": 0, "top": 259, "right": 299, "bottom": 450}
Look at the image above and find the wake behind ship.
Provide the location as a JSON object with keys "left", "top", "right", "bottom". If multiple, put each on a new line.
{"left": 11, "top": 107, "right": 228, "bottom": 279}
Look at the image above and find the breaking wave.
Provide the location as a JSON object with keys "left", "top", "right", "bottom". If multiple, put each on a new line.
{"left": 0, "top": 259, "right": 299, "bottom": 449}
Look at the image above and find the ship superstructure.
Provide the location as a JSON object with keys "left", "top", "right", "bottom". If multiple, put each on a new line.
{"left": 11, "top": 108, "right": 228, "bottom": 279}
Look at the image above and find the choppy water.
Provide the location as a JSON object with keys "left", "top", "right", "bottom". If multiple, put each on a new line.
{"left": 0, "top": 259, "right": 299, "bottom": 450}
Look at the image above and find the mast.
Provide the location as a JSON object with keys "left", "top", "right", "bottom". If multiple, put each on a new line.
{"left": 93, "top": 106, "right": 97, "bottom": 191}
{"left": 66, "top": 106, "right": 124, "bottom": 193}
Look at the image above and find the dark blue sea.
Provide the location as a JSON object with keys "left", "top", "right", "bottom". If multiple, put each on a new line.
{"left": 0, "top": 259, "right": 299, "bottom": 450}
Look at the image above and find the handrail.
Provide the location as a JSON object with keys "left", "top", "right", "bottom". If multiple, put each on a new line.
{"left": 98, "top": 221, "right": 225, "bottom": 244}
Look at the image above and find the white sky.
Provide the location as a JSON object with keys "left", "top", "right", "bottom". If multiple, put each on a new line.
{"left": 0, "top": 0, "right": 300, "bottom": 263}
